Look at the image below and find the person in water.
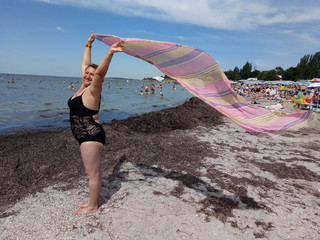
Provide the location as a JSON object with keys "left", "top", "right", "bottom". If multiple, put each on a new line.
{"left": 68, "top": 33, "right": 124, "bottom": 214}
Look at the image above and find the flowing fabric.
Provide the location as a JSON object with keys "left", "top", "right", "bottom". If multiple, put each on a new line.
{"left": 292, "top": 92, "right": 307, "bottom": 105}
{"left": 95, "top": 34, "right": 315, "bottom": 137}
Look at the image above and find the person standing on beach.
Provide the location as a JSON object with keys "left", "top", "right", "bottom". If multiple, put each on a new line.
{"left": 68, "top": 33, "right": 124, "bottom": 214}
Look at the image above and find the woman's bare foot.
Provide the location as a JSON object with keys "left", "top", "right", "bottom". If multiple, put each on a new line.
{"left": 74, "top": 205, "right": 98, "bottom": 215}
{"left": 79, "top": 202, "right": 89, "bottom": 208}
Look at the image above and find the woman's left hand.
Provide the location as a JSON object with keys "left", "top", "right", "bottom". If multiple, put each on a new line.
{"left": 110, "top": 41, "right": 125, "bottom": 53}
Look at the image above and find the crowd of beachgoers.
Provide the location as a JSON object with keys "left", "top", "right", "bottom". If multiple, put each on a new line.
{"left": 231, "top": 81, "right": 320, "bottom": 109}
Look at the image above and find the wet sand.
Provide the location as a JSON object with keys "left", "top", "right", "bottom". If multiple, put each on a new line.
{"left": 1, "top": 97, "right": 319, "bottom": 239}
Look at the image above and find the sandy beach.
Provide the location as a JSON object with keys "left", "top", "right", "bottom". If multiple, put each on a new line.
{"left": 1, "top": 97, "right": 319, "bottom": 240}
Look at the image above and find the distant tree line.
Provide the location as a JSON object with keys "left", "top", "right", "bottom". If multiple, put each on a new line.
{"left": 224, "top": 51, "right": 320, "bottom": 81}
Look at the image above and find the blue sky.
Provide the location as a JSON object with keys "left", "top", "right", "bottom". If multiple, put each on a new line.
{"left": 1, "top": 0, "right": 320, "bottom": 79}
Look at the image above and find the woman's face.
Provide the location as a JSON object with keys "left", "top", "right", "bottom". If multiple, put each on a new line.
{"left": 83, "top": 66, "right": 96, "bottom": 87}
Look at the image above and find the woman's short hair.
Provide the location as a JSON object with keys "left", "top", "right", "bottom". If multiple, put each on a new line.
{"left": 86, "top": 64, "right": 98, "bottom": 70}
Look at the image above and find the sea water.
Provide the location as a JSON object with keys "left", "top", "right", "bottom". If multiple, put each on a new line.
{"left": 0, "top": 73, "right": 192, "bottom": 135}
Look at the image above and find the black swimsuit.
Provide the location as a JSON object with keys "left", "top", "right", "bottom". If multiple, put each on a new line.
{"left": 68, "top": 94, "right": 106, "bottom": 145}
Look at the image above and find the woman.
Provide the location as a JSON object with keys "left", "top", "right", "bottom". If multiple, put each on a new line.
{"left": 68, "top": 33, "right": 124, "bottom": 214}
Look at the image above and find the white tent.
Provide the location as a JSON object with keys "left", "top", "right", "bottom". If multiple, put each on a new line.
{"left": 307, "top": 83, "right": 320, "bottom": 88}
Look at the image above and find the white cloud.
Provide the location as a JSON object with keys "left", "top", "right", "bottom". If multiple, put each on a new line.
{"left": 35, "top": 0, "right": 320, "bottom": 30}
{"left": 288, "top": 32, "right": 320, "bottom": 48}
{"left": 127, "top": 29, "right": 157, "bottom": 35}
{"left": 176, "top": 35, "right": 185, "bottom": 40}
{"left": 56, "top": 26, "right": 65, "bottom": 32}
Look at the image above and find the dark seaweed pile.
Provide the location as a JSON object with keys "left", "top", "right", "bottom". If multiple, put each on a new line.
{"left": 0, "top": 97, "right": 224, "bottom": 213}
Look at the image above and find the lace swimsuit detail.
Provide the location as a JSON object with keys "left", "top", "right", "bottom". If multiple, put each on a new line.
{"left": 68, "top": 94, "right": 106, "bottom": 144}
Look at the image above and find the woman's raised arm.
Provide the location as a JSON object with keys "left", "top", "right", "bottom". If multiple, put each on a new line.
{"left": 89, "top": 41, "right": 125, "bottom": 97}
{"left": 82, "top": 33, "right": 95, "bottom": 74}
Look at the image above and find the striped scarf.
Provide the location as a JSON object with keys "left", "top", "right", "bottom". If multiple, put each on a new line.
{"left": 96, "top": 34, "right": 315, "bottom": 137}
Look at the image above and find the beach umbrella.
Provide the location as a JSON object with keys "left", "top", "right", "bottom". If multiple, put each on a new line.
{"left": 279, "top": 87, "right": 292, "bottom": 92}
{"left": 307, "top": 83, "right": 320, "bottom": 88}
{"left": 310, "top": 78, "right": 320, "bottom": 82}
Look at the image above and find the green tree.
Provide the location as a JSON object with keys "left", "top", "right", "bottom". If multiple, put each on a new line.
{"left": 296, "top": 52, "right": 320, "bottom": 79}
{"left": 282, "top": 67, "right": 297, "bottom": 81}
{"left": 305, "top": 52, "right": 320, "bottom": 78}
{"left": 251, "top": 70, "right": 261, "bottom": 78}
{"left": 224, "top": 67, "right": 241, "bottom": 80}
{"left": 275, "top": 66, "right": 284, "bottom": 75}
{"left": 258, "top": 70, "right": 277, "bottom": 80}
{"left": 233, "top": 67, "right": 241, "bottom": 80}
{"left": 223, "top": 51, "right": 320, "bottom": 81}
{"left": 240, "top": 61, "right": 253, "bottom": 79}
{"left": 224, "top": 69, "right": 235, "bottom": 80}
{"left": 296, "top": 55, "right": 310, "bottom": 79}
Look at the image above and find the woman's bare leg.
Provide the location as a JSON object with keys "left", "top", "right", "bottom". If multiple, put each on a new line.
{"left": 75, "top": 141, "right": 103, "bottom": 215}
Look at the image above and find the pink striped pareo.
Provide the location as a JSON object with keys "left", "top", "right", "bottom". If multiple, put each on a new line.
{"left": 95, "top": 34, "right": 315, "bottom": 137}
